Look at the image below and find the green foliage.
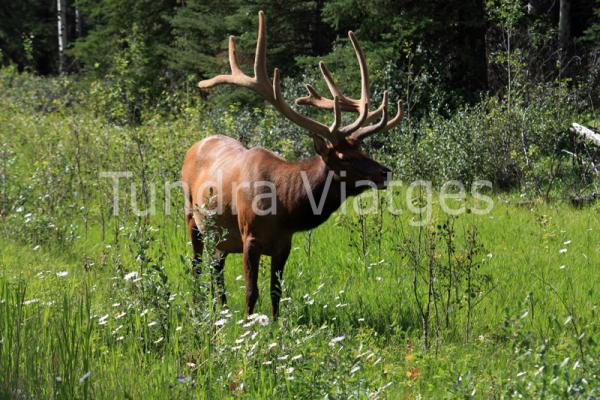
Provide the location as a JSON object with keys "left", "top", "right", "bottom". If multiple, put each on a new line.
{"left": 583, "top": 0, "right": 600, "bottom": 44}
{"left": 319, "top": 0, "right": 488, "bottom": 103}
{"left": 162, "top": 0, "right": 233, "bottom": 84}
{"left": 69, "top": 0, "right": 175, "bottom": 74}
{"left": 0, "top": 0, "right": 57, "bottom": 73}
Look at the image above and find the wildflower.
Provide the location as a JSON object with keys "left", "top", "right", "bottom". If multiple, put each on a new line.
{"left": 534, "top": 366, "right": 544, "bottom": 376}
{"left": 559, "top": 248, "right": 567, "bottom": 254}
{"left": 148, "top": 321, "right": 158, "bottom": 328}
{"left": 245, "top": 313, "right": 269, "bottom": 326}
{"left": 215, "top": 318, "right": 228, "bottom": 327}
{"left": 268, "top": 343, "right": 278, "bottom": 350}
{"left": 124, "top": 271, "right": 139, "bottom": 281}
{"left": 56, "top": 271, "right": 68, "bottom": 278}
{"left": 285, "top": 367, "right": 295, "bottom": 374}
{"left": 291, "top": 355, "right": 302, "bottom": 361}
{"left": 154, "top": 337, "right": 164, "bottom": 344}
{"left": 329, "top": 335, "right": 345, "bottom": 346}
{"left": 517, "top": 371, "right": 526, "bottom": 378}
{"left": 115, "top": 311, "right": 126, "bottom": 320}
{"left": 98, "top": 314, "right": 109, "bottom": 325}
{"left": 22, "top": 299, "right": 39, "bottom": 305}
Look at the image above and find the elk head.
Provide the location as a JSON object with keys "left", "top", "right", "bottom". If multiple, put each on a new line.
{"left": 198, "top": 11, "right": 402, "bottom": 192}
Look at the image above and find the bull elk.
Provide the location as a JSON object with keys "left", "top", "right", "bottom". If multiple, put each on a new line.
{"left": 182, "top": 11, "right": 402, "bottom": 318}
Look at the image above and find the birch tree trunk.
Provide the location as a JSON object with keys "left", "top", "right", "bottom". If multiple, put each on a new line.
{"left": 57, "top": 0, "right": 68, "bottom": 74}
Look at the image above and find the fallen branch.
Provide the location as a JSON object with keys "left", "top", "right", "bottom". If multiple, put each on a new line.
{"left": 571, "top": 123, "right": 600, "bottom": 147}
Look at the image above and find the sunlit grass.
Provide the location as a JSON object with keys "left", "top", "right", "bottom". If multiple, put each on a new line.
{"left": 1, "top": 192, "right": 598, "bottom": 398}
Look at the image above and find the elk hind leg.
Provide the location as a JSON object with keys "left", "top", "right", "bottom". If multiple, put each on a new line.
{"left": 186, "top": 214, "right": 203, "bottom": 277}
{"left": 243, "top": 236, "right": 261, "bottom": 316}
{"left": 270, "top": 243, "right": 291, "bottom": 319}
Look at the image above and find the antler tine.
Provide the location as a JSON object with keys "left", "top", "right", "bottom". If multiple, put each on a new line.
{"left": 319, "top": 61, "right": 353, "bottom": 105}
{"left": 296, "top": 84, "right": 359, "bottom": 113}
{"left": 254, "top": 10, "right": 270, "bottom": 85}
{"left": 351, "top": 91, "right": 388, "bottom": 139}
{"left": 197, "top": 35, "right": 254, "bottom": 90}
{"left": 228, "top": 35, "right": 243, "bottom": 75}
{"left": 336, "top": 31, "right": 370, "bottom": 138}
{"left": 351, "top": 96, "right": 404, "bottom": 141}
{"left": 383, "top": 100, "right": 403, "bottom": 132}
{"left": 272, "top": 68, "right": 334, "bottom": 142}
{"left": 330, "top": 96, "right": 341, "bottom": 133}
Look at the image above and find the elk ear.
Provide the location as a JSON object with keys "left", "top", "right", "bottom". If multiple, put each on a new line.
{"left": 313, "top": 136, "right": 333, "bottom": 158}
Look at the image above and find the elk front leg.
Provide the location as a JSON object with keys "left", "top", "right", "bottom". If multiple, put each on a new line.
{"left": 243, "top": 236, "right": 261, "bottom": 316}
{"left": 270, "top": 242, "right": 291, "bottom": 319}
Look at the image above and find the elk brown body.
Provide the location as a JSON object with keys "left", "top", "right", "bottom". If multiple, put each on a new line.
{"left": 182, "top": 11, "right": 402, "bottom": 318}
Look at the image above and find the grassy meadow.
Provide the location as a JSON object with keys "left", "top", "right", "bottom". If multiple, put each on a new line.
{"left": 1, "top": 71, "right": 599, "bottom": 399}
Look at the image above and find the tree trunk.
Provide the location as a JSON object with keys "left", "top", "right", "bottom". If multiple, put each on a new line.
{"left": 75, "top": 6, "right": 82, "bottom": 38}
{"left": 558, "top": 0, "right": 571, "bottom": 67}
{"left": 57, "top": 0, "right": 68, "bottom": 74}
{"left": 571, "top": 123, "right": 600, "bottom": 147}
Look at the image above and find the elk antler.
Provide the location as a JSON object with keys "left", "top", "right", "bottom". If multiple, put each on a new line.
{"left": 295, "top": 32, "right": 403, "bottom": 142}
{"left": 198, "top": 11, "right": 402, "bottom": 145}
